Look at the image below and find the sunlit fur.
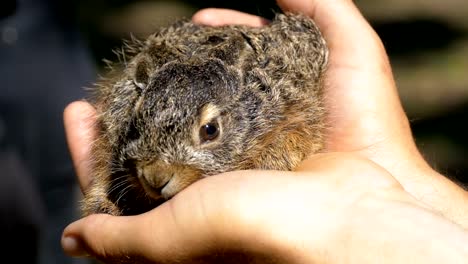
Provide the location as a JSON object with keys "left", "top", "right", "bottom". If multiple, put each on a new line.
{"left": 82, "top": 13, "right": 329, "bottom": 216}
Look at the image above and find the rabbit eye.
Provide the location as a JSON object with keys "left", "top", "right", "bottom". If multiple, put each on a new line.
{"left": 199, "top": 122, "right": 219, "bottom": 143}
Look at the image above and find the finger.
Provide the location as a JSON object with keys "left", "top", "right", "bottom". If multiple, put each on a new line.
{"left": 274, "top": 1, "right": 422, "bottom": 164}
{"left": 63, "top": 101, "right": 97, "bottom": 191}
{"left": 277, "top": 0, "right": 389, "bottom": 69}
{"left": 62, "top": 193, "right": 225, "bottom": 263}
{"left": 61, "top": 170, "right": 297, "bottom": 263}
{"left": 192, "top": 8, "right": 269, "bottom": 27}
{"left": 62, "top": 214, "right": 153, "bottom": 261}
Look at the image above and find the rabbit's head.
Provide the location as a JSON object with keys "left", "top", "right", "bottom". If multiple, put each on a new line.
{"left": 119, "top": 56, "right": 257, "bottom": 200}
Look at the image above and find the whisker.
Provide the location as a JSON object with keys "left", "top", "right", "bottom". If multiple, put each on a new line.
{"left": 108, "top": 176, "right": 131, "bottom": 195}
{"left": 115, "top": 183, "right": 138, "bottom": 208}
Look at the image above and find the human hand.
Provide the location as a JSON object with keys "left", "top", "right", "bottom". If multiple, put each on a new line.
{"left": 64, "top": 0, "right": 468, "bottom": 228}
{"left": 190, "top": 1, "right": 468, "bottom": 225}
{"left": 61, "top": 0, "right": 468, "bottom": 263}
{"left": 62, "top": 150, "right": 468, "bottom": 263}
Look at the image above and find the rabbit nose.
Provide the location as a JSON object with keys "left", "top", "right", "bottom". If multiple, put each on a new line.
{"left": 136, "top": 164, "right": 173, "bottom": 198}
{"left": 136, "top": 161, "right": 204, "bottom": 199}
{"left": 143, "top": 172, "right": 171, "bottom": 193}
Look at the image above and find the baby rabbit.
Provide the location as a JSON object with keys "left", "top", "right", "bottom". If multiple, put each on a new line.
{"left": 82, "top": 12, "right": 329, "bottom": 216}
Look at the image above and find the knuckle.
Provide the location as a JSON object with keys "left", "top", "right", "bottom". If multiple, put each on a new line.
{"left": 80, "top": 214, "right": 116, "bottom": 257}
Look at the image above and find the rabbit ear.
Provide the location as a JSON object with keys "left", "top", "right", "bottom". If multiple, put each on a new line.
{"left": 207, "top": 34, "right": 254, "bottom": 66}
{"left": 256, "top": 13, "right": 328, "bottom": 81}
{"left": 133, "top": 57, "right": 151, "bottom": 90}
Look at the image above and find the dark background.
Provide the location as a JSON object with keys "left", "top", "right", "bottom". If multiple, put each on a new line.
{"left": 0, "top": 1, "right": 466, "bottom": 264}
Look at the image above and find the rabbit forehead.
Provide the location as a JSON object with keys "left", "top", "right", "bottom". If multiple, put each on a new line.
{"left": 146, "top": 58, "right": 237, "bottom": 103}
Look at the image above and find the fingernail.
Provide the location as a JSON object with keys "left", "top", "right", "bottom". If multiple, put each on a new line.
{"left": 62, "top": 235, "right": 89, "bottom": 257}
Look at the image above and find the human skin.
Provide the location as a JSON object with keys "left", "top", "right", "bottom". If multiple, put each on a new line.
{"left": 61, "top": 0, "right": 468, "bottom": 263}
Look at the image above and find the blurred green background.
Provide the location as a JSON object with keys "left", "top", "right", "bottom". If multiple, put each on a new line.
{"left": 73, "top": 0, "right": 467, "bottom": 185}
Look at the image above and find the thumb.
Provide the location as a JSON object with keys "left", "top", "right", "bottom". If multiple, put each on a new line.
{"left": 61, "top": 196, "right": 222, "bottom": 263}
{"left": 62, "top": 214, "right": 163, "bottom": 263}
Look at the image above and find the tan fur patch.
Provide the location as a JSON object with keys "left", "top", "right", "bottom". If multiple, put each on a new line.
{"left": 199, "top": 103, "right": 220, "bottom": 125}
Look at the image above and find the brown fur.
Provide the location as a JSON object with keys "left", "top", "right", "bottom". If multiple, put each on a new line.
{"left": 82, "top": 12, "right": 328, "bottom": 216}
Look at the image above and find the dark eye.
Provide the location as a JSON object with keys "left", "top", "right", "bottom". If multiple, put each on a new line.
{"left": 199, "top": 122, "right": 220, "bottom": 143}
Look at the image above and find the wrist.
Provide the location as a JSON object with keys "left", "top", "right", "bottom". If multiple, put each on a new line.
{"left": 341, "top": 194, "right": 468, "bottom": 264}
{"left": 400, "top": 163, "right": 468, "bottom": 229}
